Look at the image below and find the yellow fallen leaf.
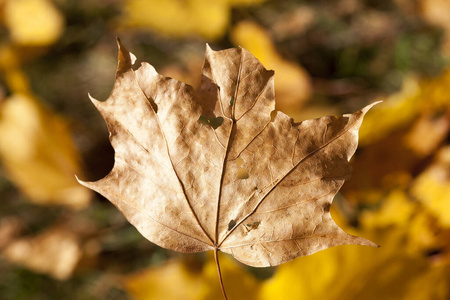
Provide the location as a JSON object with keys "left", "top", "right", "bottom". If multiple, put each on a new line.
{"left": 359, "top": 189, "right": 416, "bottom": 229}
{"left": 0, "top": 44, "right": 19, "bottom": 70}
{"left": 124, "top": 253, "right": 260, "bottom": 300}
{"left": 404, "top": 112, "right": 449, "bottom": 156}
{"left": 345, "top": 67, "right": 450, "bottom": 205}
{"left": 121, "top": 0, "right": 229, "bottom": 40}
{"left": 200, "top": 252, "right": 260, "bottom": 300}
{"left": 230, "top": 21, "right": 311, "bottom": 112}
{"left": 407, "top": 210, "right": 445, "bottom": 254}
{"left": 358, "top": 76, "right": 421, "bottom": 145}
{"left": 411, "top": 146, "right": 450, "bottom": 227}
{"left": 419, "top": 68, "right": 450, "bottom": 111}
{"left": 123, "top": 0, "right": 229, "bottom": 39}
{"left": 0, "top": 45, "right": 31, "bottom": 93}
{"left": 2, "top": 225, "right": 82, "bottom": 280}
{"left": 259, "top": 228, "right": 450, "bottom": 300}
{"left": 358, "top": 189, "right": 441, "bottom": 254}
{"left": 359, "top": 68, "right": 450, "bottom": 146}
{"left": 260, "top": 176, "right": 450, "bottom": 300}
{"left": 3, "top": 0, "right": 64, "bottom": 46}
{"left": 0, "top": 93, "right": 91, "bottom": 209}
{"left": 121, "top": 0, "right": 267, "bottom": 40}
{"left": 124, "top": 258, "right": 204, "bottom": 300}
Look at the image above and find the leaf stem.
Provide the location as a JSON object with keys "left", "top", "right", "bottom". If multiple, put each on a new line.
{"left": 214, "top": 248, "right": 228, "bottom": 300}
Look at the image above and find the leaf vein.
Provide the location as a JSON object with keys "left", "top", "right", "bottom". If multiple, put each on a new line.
{"left": 219, "top": 115, "right": 361, "bottom": 247}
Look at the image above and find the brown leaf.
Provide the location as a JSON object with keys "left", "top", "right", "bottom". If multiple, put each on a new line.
{"left": 78, "top": 40, "right": 376, "bottom": 268}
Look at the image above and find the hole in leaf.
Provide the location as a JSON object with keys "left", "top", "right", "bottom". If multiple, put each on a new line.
{"left": 237, "top": 167, "right": 249, "bottom": 179}
{"left": 198, "top": 115, "right": 224, "bottom": 129}
{"left": 229, "top": 97, "right": 235, "bottom": 106}
{"left": 235, "top": 157, "right": 244, "bottom": 166}
{"left": 209, "top": 117, "right": 223, "bottom": 129}
{"left": 246, "top": 221, "right": 261, "bottom": 230}
{"left": 228, "top": 219, "right": 236, "bottom": 231}
{"left": 199, "top": 115, "right": 209, "bottom": 125}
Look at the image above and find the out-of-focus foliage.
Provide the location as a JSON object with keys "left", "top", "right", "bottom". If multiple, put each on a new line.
{"left": 259, "top": 231, "right": 449, "bottom": 300}
{"left": 120, "top": 0, "right": 267, "bottom": 40}
{"left": 125, "top": 258, "right": 206, "bottom": 300}
{"left": 0, "top": 0, "right": 90, "bottom": 209}
{"left": 125, "top": 253, "right": 260, "bottom": 300}
{"left": 359, "top": 69, "right": 450, "bottom": 145}
{"left": 419, "top": 0, "right": 450, "bottom": 55}
{"left": 358, "top": 77, "right": 421, "bottom": 145}
{"left": 2, "top": 223, "right": 82, "bottom": 280}
{"left": 0, "top": 93, "right": 91, "bottom": 208}
{"left": 0, "top": 0, "right": 450, "bottom": 299}
{"left": 412, "top": 147, "right": 450, "bottom": 227}
{"left": 3, "top": 0, "right": 64, "bottom": 46}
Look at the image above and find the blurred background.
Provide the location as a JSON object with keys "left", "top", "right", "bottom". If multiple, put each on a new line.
{"left": 0, "top": 0, "right": 449, "bottom": 299}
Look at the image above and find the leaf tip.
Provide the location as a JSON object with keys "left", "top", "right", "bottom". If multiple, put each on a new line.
{"left": 75, "top": 174, "right": 87, "bottom": 187}
{"left": 344, "top": 232, "right": 379, "bottom": 249}
{"left": 116, "top": 38, "right": 137, "bottom": 74}
{"left": 358, "top": 237, "right": 380, "bottom": 248}
{"left": 205, "top": 43, "right": 215, "bottom": 55}
{"left": 75, "top": 175, "right": 97, "bottom": 192}
{"left": 362, "top": 100, "right": 383, "bottom": 114}
{"left": 87, "top": 93, "right": 104, "bottom": 110}
{"left": 87, "top": 93, "right": 98, "bottom": 103}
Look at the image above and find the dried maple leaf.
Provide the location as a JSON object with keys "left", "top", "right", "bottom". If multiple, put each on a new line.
{"left": 78, "top": 39, "right": 377, "bottom": 299}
